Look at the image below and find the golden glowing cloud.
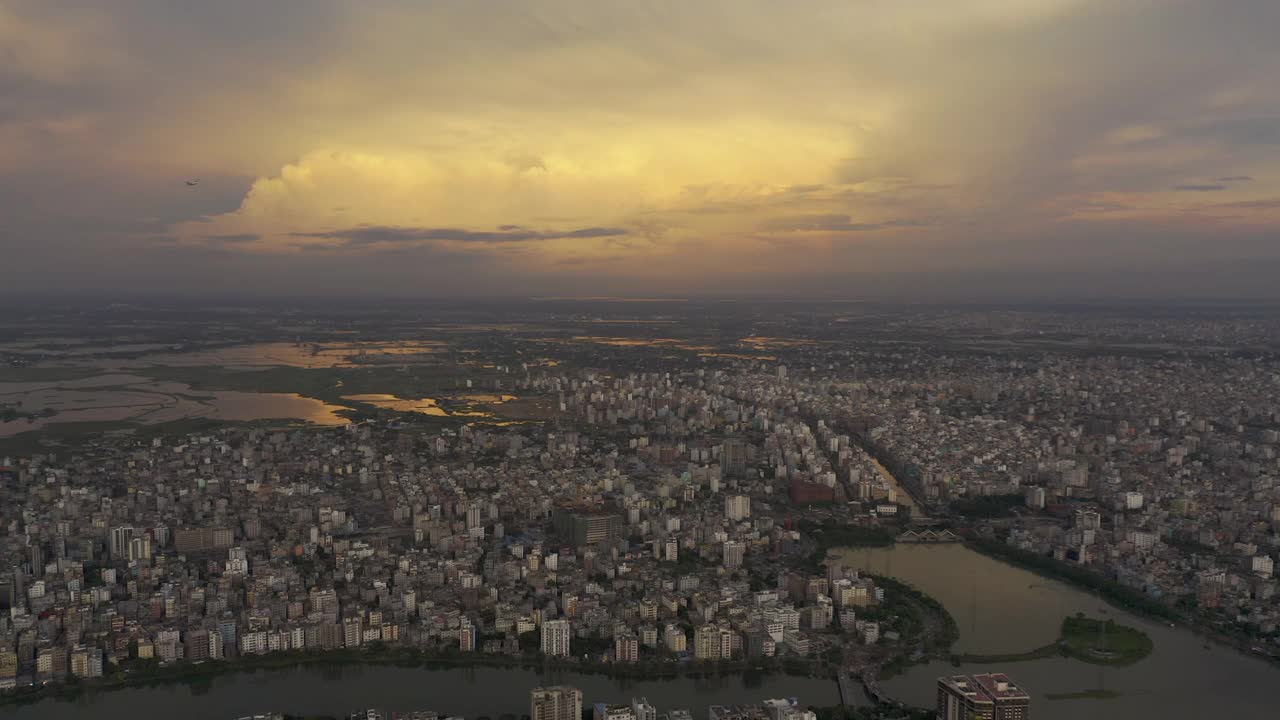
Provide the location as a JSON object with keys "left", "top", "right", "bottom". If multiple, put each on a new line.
{"left": 4, "top": 0, "right": 1280, "bottom": 296}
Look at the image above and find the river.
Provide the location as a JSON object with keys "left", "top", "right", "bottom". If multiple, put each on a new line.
{"left": 839, "top": 544, "right": 1276, "bottom": 720}
{"left": 3, "top": 666, "right": 846, "bottom": 720}
{"left": 9, "top": 544, "right": 1277, "bottom": 719}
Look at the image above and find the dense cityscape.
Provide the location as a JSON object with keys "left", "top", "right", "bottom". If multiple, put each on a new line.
{"left": 9, "top": 0, "right": 1280, "bottom": 717}
{"left": 0, "top": 302, "right": 1278, "bottom": 719}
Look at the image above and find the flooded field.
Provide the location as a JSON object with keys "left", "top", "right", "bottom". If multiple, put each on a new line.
{"left": 342, "top": 392, "right": 516, "bottom": 420}
{"left": 342, "top": 394, "right": 450, "bottom": 416}
{"left": 0, "top": 375, "right": 350, "bottom": 437}
{"left": 20, "top": 341, "right": 445, "bottom": 370}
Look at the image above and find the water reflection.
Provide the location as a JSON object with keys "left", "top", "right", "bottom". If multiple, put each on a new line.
{"left": 343, "top": 394, "right": 450, "bottom": 416}
{"left": 1, "top": 376, "right": 349, "bottom": 437}
{"left": 4, "top": 666, "right": 841, "bottom": 720}
{"left": 341, "top": 393, "right": 515, "bottom": 421}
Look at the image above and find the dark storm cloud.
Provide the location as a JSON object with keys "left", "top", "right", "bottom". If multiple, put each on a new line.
{"left": 205, "top": 233, "right": 259, "bottom": 243}
{"left": 1174, "top": 185, "right": 1227, "bottom": 192}
{"left": 290, "top": 225, "right": 628, "bottom": 246}
{"left": 1186, "top": 117, "right": 1280, "bottom": 146}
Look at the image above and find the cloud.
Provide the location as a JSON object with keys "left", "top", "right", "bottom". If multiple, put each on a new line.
{"left": 760, "top": 214, "right": 926, "bottom": 233}
{"left": 205, "top": 233, "right": 259, "bottom": 243}
{"left": 7, "top": 0, "right": 1280, "bottom": 297}
{"left": 1212, "top": 198, "right": 1280, "bottom": 210}
{"left": 290, "top": 225, "right": 628, "bottom": 246}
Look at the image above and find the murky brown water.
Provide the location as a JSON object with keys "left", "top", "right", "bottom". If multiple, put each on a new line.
{"left": 1, "top": 376, "right": 349, "bottom": 436}
{"left": 840, "top": 544, "right": 1276, "bottom": 719}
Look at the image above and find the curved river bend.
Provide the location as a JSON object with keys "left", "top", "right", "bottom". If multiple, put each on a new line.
{"left": 839, "top": 544, "right": 1276, "bottom": 720}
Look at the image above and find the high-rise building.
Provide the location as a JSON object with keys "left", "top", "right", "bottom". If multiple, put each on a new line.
{"left": 725, "top": 495, "right": 751, "bottom": 521}
{"left": 664, "top": 624, "right": 687, "bottom": 653}
{"left": 459, "top": 618, "right": 476, "bottom": 652}
{"left": 1075, "top": 510, "right": 1102, "bottom": 531}
{"left": 531, "top": 686, "right": 582, "bottom": 720}
{"left": 723, "top": 540, "right": 745, "bottom": 569}
{"left": 128, "top": 536, "right": 152, "bottom": 562}
{"left": 721, "top": 439, "right": 749, "bottom": 477}
{"left": 614, "top": 633, "right": 639, "bottom": 663}
{"left": 594, "top": 704, "right": 635, "bottom": 720}
{"left": 174, "top": 527, "right": 234, "bottom": 554}
{"left": 343, "top": 616, "right": 363, "bottom": 648}
{"left": 936, "top": 674, "right": 1030, "bottom": 720}
{"left": 28, "top": 544, "right": 45, "bottom": 579}
{"left": 553, "top": 511, "right": 622, "bottom": 547}
{"left": 694, "top": 625, "right": 721, "bottom": 660}
{"left": 541, "top": 619, "right": 571, "bottom": 657}
{"left": 109, "top": 527, "right": 135, "bottom": 560}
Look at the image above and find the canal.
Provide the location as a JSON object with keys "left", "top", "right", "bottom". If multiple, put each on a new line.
{"left": 3, "top": 665, "right": 846, "bottom": 720}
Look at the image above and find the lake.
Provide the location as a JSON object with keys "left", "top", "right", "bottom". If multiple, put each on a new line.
{"left": 3, "top": 665, "right": 845, "bottom": 720}
{"left": 838, "top": 544, "right": 1277, "bottom": 720}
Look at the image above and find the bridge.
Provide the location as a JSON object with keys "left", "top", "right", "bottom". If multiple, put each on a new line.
{"left": 838, "top": 671, "right": 892, "bottom": 706}
{"left": 896, "top": 528, "right": 960, "bottom": 543}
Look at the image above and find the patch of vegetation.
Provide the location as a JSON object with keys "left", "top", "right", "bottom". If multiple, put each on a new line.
{"left": 1061, "top": 614, "right": 1153, "bottom": 665}
{"left": 947, "top": 494, "right": 1025, "bottom": 518}
{"left": 800, "top": 520, "right": 897, "bottom": 549}
{"left": 951, "top": 614, "right": 1152, "bottom": 667}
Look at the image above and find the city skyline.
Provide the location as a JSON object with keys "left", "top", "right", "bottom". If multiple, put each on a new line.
{"left": 4, "top": 1, "right": 1280, "bottom": 299}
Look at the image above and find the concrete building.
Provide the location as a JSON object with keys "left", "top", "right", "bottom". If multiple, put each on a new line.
{"left": 541, "top": 619, "right": 571, "bottom": 657}
{"left": 531, "top": 686, "right": 582, "bottom": 720}
{"left": 594, "top": 704, "right": 636, "bottom": 720}
{"left": 723, "top": 540, "right": 745, "bottom": 569}
{"left": 553, "top": 511, "right": 622, "bottom": 547}
{"left": 174, "top": 527, "right": 234, "bottom": 554}
{"left": 936, "top": 674, "right": 1030, "bottom": 720}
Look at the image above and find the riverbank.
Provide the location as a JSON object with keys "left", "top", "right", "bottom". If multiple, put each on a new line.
{"left": 950, "top": 615, "right": 1152, "bottom": 667}
{"left": 964, "top": 537, "right": 1280, "bottom": 670}
{"left": 950, "top": 643, "right": 1060, "bottom": 665}
{"left": 0, "top": 645, "right": 831, "bottom": 709}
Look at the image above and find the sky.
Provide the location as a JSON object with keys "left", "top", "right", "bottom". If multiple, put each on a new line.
{"left": 3, "top": 0, "right": 1280, "bottom": 300}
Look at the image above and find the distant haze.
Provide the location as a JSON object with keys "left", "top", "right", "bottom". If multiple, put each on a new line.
{"left": 3, "top": 1, "right": 1280, "bottom": 299}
